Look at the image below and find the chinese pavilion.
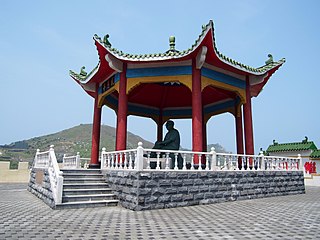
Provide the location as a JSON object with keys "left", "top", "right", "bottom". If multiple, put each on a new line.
{"left": 70, "top": 20, "right": 285, "bottom": 168}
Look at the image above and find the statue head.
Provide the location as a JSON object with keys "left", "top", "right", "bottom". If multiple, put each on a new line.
{"left": 165, "top": 120, "right": 174, "bottom": 130}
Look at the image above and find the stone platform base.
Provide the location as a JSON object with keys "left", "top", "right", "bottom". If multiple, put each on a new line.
{"left": 105, "top": 170, "right": 305, "bottom": 211}
{"left": 27, "top": 168, "right": 55, "bottom": 208}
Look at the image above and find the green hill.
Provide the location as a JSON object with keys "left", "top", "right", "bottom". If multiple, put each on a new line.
{"left": 0, "top": 124, "right": 154, "bottom": 163}
{"left": 0, "top": 124, "right": 228, "bottom": 166}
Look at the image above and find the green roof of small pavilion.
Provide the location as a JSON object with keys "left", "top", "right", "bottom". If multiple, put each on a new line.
{"left": 266, "top": 137, "right": 317, "bottom": 153}
{"left": 310, "top": 149, "right": 320, "bottom": 159}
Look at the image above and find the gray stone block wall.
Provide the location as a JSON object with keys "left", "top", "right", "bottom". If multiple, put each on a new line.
{"left": 27, "top": 168, "right": 55, "bottom": 208}
{"left": 105, "top": 170, "right": 305, "bottom": 211}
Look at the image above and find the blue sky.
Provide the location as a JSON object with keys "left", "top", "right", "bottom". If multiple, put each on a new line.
{"left": 1, "top": 0, "right": 319, "bottom": 153}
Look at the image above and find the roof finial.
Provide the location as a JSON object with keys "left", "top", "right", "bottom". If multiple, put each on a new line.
{"left": 103, "top": 34, "right": 112, "bottom": 48}
{"left": 265, "top": 54, "right": 273, "bottom": 65}
{"left": 80, "top": 66, "right": 87, "bottom": 77}
{"left": 169, "top": 36, "right": 176, "bottom": 51}
{"left": 303, "top": 136, "right": 308, "bottom": 143}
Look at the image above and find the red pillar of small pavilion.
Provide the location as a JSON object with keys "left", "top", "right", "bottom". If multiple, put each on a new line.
{"left": 192, "top": 58, "right": 203, "bottom": 165}
{"left": 116, "top": 63, "right": 128, "bottom": 151}
{"left": 90, "top": 83, "right": 102, "bottom": 168}
{"left": 243, "top": 76, "right": 254, "bottom": 166}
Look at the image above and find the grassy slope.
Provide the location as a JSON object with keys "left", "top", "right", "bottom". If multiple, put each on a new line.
{"left": 0, "top": 124, "right": 154, "bottom": 163}
{"left": 0, "top": 124, "right": 227, "bottom": 164}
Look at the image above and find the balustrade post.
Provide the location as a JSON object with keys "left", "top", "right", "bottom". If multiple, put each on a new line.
{"left": 174, "top": 153, "right": 179, "bottom": 170}
{"left": 198, "top": 154, "right": 203, "bottom": 171}
{"left": 236, "top": 156, "right": 240, "bottom": 171}
{"left": 165, "top": 153, "right": 170, "bottom": 170}
{"left": 34, "top": 149, "right": 40, "bottom": 168}
{"left": 129, "top": 153, "right": 133, "bottom": 170}
{"left": 223, "top": 156, "right": 228, "bottom": 170}
{"left": 101, "top": 148, "right": 106, "bottom": 169}
{"left": 136, "top": 142, "right": 144, "bottom": 170}
{"left": 56, "top": 171, "right": 63, "bottom": 204}
{"left": 156, "top": 152, "right": 160, "bottom": 170}
{"left": 76, "top": 152, "right": 80, "bottom": 169}
{"left": 229, "top": 156, "right": 233, "bottom": 170}
{"left": 210, "top": 147, "right": 217, "bottom": 171}
{"left": 182, "top": 154, "right": 187, "bottom": 170}
{"left": 258, "top": 151, "right": 264, "bottom": 171}
{"left": 298, "top": 154, "right": 302, "bottom": 171}
{"left": 205, "top": 155, "right": 210, "bottom": 170}
{"left": 146, "top": 152, "right": 151, "bottom": 170}
{"left": 124, "top": 153, "right": 128, "bottom": 170}
{"left": 191, "top": 154, "right": 195, "bottom": 170}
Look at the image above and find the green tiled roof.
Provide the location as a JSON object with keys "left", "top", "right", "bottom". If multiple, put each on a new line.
{"left": 310, "top": 149, "right": 320, "bottom": 159}
{"left": 70, "top": 20, "right": 285, "bottom": 83}
{"left": 95, "top": 20, "right": 285, "bottom": 72}
{"left": 266, "top": 138, "right": 317, "bottom": 153}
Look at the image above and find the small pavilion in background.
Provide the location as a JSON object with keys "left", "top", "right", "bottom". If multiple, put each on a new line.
{"left": 266, "top": 137, "right": 320, "bottom": 174}
{"left": 70, "top": 20, "right": 285, "bottom": 168}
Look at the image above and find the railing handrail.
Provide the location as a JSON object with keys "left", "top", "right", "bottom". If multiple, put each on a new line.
{"left": 101, "top": 148, "right": 138, "bottom": 155}
{"left": 100, "top": 142, "right": 302, "bottom": 171}
{"left": 63, "top": 155, "right": 77, "bottom": 160}
{"left": 34, "top": 145, "right": 63, "bottom": 204}
{"left": 143, "top": 148, "right": 213, "bottom": 156}
{"left": 144, "top": 148, "right": 300, "bottom": 160}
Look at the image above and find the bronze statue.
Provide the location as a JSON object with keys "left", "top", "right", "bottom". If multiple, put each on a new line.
{"left": 154, "top": 120, "right": 180, "bottom": 151}
{"left": 151, "top": 120, "right": 183, "bottom": 169}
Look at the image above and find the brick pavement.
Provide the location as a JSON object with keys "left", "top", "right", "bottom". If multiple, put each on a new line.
{"left": 0, "top": 183, "right": 319, "bottom": 240}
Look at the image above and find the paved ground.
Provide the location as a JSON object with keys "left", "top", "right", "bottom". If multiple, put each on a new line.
{"left": 0, "top": 184, "right": 319, "bottom": 240}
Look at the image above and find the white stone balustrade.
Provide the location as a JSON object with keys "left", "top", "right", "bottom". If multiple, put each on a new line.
{"left": 33, "top": 145, "right": 63, "bottom": 204}
{"left": 100, "top": 142, "right": 302, "bottom": 172}
{"left": 62, "top": 154, "right": 91, "bottom": 169}
{"left": 63, "top": 152, "right": 80, "bottom": 169}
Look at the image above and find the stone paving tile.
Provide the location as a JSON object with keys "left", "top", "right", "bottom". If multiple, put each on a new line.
{"left": 0, "top": 183, "right": 319, "bottom": 239}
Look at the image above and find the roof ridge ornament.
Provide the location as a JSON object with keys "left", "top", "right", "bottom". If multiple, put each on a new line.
{"left": 166, "top": 36, "right": 179, "bottom": 53}
{"left": 265, "top": 54, "right": 274, "bottom": 65}
{"left": 302, "top": 136, "right": 308, "bottom": 143}
{"left": 80, "top": 66, "right": 87, "bottom": 77}
{"left": 169, "top": 36, "right": 175, "bottom": 50}
{"left": 103, "top": 34, "right": 112, "bottom": 48}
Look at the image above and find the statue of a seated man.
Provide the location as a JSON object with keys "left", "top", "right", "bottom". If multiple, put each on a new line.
{"left": 150, "top": 120, "right": 183, "bottom": 169}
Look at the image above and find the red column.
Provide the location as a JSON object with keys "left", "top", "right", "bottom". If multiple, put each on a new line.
{"left": 192, "top": 59, "right": 203, "bottom": 166}
{"left": 202, "top": 115, "right": 207, "bottom": 152}
{"left": 235, "top": 106, "right": 244, "bottom": 155}
{"left": 116, "top": 63, "right": 128, "bottom": 151}
{"left": 157, "top": 114, "right": 163, "bottom": 142}
{"left": 90, "top": 84, "right": 102, "bottom": 168}
{"left": 235, "top": 105, "right": 244, "bottom": 168}
{"left": 243, "top": 76, "right": 254, "bottom": 166}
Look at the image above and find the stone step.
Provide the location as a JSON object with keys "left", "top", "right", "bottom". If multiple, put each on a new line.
{"left": 62, "top": 194, "right": 116, "bottom": 203}
{"left": 63, "top": 188, "right": 113, "bottom": 195}
{"left": 63, "top": 178, "right": 105, "bottom": 184}
{"left": 61, "top": 169, "right": 102, "bottom": 174}
{"left": 55, "top": 199, "right": 119, "bottom": 209}
{"left": 57, "top": 169, "right": 118, "bottom": 209}
{"left": 63, "top": 183, "right": 109, "bottom": 190}
{"left": 62, "top": 173, "right": 104, "bottom": 179}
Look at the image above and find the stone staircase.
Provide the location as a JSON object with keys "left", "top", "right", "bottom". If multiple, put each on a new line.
{"left": 55, "top": 169, "right": 118, "bottom": 209}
